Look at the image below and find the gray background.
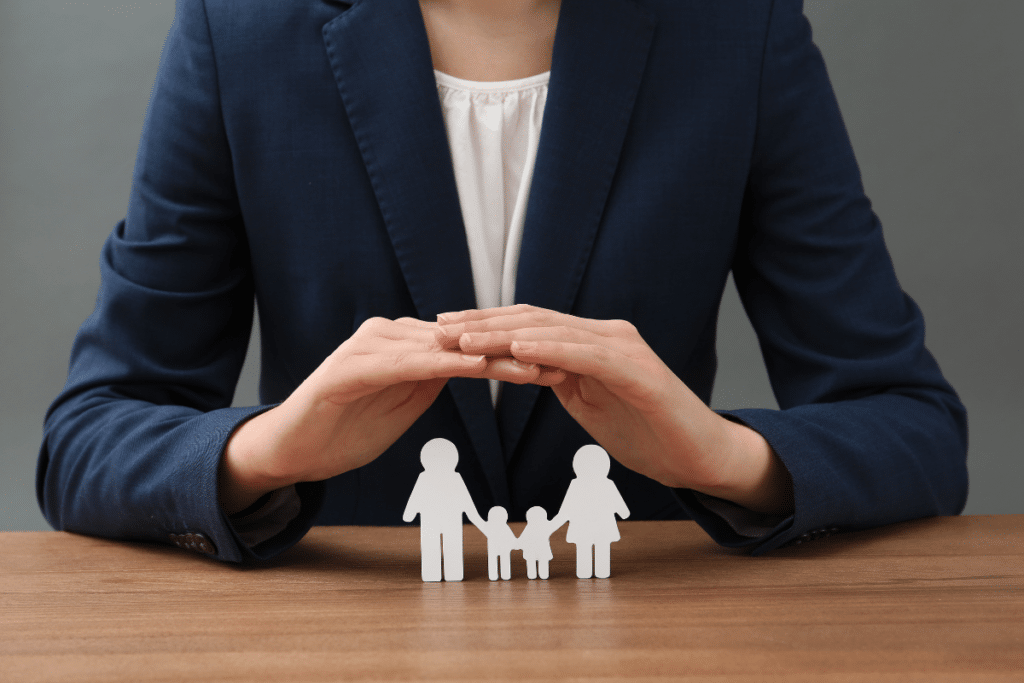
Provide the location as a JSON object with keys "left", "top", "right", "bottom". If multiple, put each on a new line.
{"left": 1, "top": 1, "right": 1021, "bottom": 531}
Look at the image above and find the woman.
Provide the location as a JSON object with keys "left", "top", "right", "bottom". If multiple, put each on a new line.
{"left": 38, "top": 0, "right": 967, "bottom": 563}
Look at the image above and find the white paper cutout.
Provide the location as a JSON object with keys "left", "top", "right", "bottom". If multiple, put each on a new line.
{"left": 402, "top": 437, "right": 485, "bottom": 582}
{"left": 404, "top": 440, "right": 629, "bottom": 581}
{"left": 479, "top": 506, "right": 517, "bottom": 580}
{"left": 555, "top": 444, "right": 631, "bottom": 579}
{"left": 518, "top": 506, "right": 560, "bottom": 580}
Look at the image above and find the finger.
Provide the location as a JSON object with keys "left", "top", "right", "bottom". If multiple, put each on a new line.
{"left": 395, "top": 317, "right": 436, "bottom": 329}
{"left": 534, "top": 366, "right": 568, "bottom": 386}
{"left": 516, "top": 367, "right": 567, "bottom": 387}
{"left": 470, "top": 356, "right": 567, "bottom": 386}
{"left": 508, "top": 340, "right": 635, "bottom": 389}
{"left": 326, "top": 351, "right": 488, "bottom": 399}
{"left": 437, "top": 304, "right": 538, "bottom": 324}
{"left": 450, "top": 328, "right": 517, "bottom": 356}
{"left": 353, "top": 318, "right": 447, "bottom": 349}
{"left": 434, "top": 324, "right": 464, "bottom": 350}
{"left": 443, "top": 309, "right": 625, "bottom": 338}
{"left": 453, "top": 325, "right": 632, "bottom": 357}
{"left": 477, "top": 357, "right": 542, "bottom": 385}
{"left": 343, "top": 334, "right": 440, "bottom": 358}
{"left": 355, "top": 317, "right": 439, "bottom": 344}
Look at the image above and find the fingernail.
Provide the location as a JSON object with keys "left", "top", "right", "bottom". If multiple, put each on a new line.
{"left": 512, "top": 341, "right": 536, "bottom": 352}
{"left": 511, "top": 359, "right": 536, "bottom": 370}
{"left": 462, "top": 354, "right": 485, "bottom": 363}
{"left": 438, "top": 323, "right": 465, "bottom": 337}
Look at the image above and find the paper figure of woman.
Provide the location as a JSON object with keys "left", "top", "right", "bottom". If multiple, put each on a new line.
{"left": 552, "top": 445, "right": 630, "bottom": 578}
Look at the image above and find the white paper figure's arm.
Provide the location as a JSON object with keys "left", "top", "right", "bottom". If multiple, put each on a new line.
{"left": 402, "top": 475, "right": 426, "bottom": 523}
{"left": 507, "top": 527, "right": 521, "bottom": 551}
{"left": 505, "top": 525, "right": 521, "bottom": 550}
{"left": 459, "top": 483, "right": 486, "bottom": 529}
{"left": 549, "top": 483, "right": 577, "bottom": 530}
{"left": 465, "top": 506, "right": 486, "bottom": 530}
{"left": 612, "top": 484, "right": 631, "bottom": 520}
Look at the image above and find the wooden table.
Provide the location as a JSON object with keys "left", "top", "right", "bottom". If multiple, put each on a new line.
{"left": 1, "top": 516, "right": 1022, "bottom": 681}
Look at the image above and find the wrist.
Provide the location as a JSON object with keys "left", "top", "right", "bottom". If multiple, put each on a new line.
{"left": 696, "top": 418, "right": 794, "bottom": 515}
{"left": 219, "top": 409, "right": 294, "bottom": 515}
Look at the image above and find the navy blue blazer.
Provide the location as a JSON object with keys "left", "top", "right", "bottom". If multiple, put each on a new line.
{"left": 39, "top": 0, "right": 968, "bottom": 562}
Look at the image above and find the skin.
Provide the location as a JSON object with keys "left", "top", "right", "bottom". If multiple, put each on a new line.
{"left": 418, "top": 0, "right": 561, "bottom": 81}
{"left": 436, "top": 305, "right": 794, "bottom": 515}
{"left": 220, "top": 0, "right": 794, "bottom": 518}
{"left": 219, "top": 317, "right": 561, "bottom": 513}
{"left": 222, "top": 306, "right": 793, "bottom": 516}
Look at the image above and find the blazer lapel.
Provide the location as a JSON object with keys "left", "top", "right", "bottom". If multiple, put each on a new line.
{"left": 321, "top": 0, "right": 508, "bottom": 507}
{"left": 498, "top": 0, "right": 656, "bottom": 461}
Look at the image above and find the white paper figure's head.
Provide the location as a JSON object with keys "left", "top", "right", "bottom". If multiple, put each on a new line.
{"left": 487, "top": 506, "right": 508, "bottom": 523}
{"left": 420, "top": 437, "right": 458, "bottom": 471}
{"left": 573, "top": 444, "right": 610, "bottom": 479}
{"left": 525, "top": 506, "right": 548, "bottom": 523}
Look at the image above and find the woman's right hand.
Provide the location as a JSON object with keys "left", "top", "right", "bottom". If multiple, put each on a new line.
{"left": 218, "top": 316, "right": 547, "bottom": 514}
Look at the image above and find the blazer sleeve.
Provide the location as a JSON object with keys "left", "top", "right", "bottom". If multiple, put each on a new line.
{"left": 36, "top": 0, "right": 324, "bottom": 563}
{"left": 674, "top": 0, "right": 968, "bottom": 554}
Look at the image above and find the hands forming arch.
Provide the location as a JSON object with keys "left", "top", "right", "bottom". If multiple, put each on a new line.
{"left": 220, "top": 304, "right": 793, "bottom": 517}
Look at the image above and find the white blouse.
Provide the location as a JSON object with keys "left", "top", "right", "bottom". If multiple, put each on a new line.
{"left": 434, "top": 69, "right": 550, "bottom": 405}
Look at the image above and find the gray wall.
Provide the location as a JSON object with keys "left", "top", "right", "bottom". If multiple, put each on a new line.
{"left": 1, "top": 0, "right": 1021, "bottom": 531}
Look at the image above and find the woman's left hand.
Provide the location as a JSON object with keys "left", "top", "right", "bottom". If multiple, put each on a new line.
{"left": 437, "top": 304, "right": 793, "bottom": 515}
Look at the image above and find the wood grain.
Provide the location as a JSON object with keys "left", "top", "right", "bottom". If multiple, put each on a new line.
{"left": 1, "top": 516, "right": 1022, "bottom": 682}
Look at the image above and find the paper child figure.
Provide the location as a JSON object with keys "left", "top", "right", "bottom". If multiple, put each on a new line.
{"left": 402, "top": 438, "right": 485, "bottom": 582}
{"left": 518, "top": 506, "right": 561, "bottom": 580}
{"left": 553, "top": 444, "right": 630, "bottom": 579}
{"left": 478, "top": 506, "right": 518, "bottom": 581}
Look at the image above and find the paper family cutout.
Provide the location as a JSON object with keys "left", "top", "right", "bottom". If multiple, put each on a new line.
{"left": 403, "top": 438, "right": 630, "bottom": 582}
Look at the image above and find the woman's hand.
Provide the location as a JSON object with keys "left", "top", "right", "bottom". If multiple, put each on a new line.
{"left": 437, "top": 304, "right": 794, "bottom": 515}
{"left": 219, "top": 316, "right": 545, "bottom": 514}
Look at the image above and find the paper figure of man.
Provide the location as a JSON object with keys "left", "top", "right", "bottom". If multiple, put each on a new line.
{"left": 477, "top": 506, "right": 519, "bottom": 581}
{"left": 553, "top": 445, "right": 631, "bottom": 579}
{"left": 402, "top": 438, "right": 485, "bottom": 581}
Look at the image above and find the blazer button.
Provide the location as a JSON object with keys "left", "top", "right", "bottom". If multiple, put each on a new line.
{"left": 194, "top": 535, "right": 216, "bottom": 555}
{"left": 168, "top": 532, "right": 217, "bottom": 555}
{"left": 784, "top": 526, "right": 843, "bottom": 547}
